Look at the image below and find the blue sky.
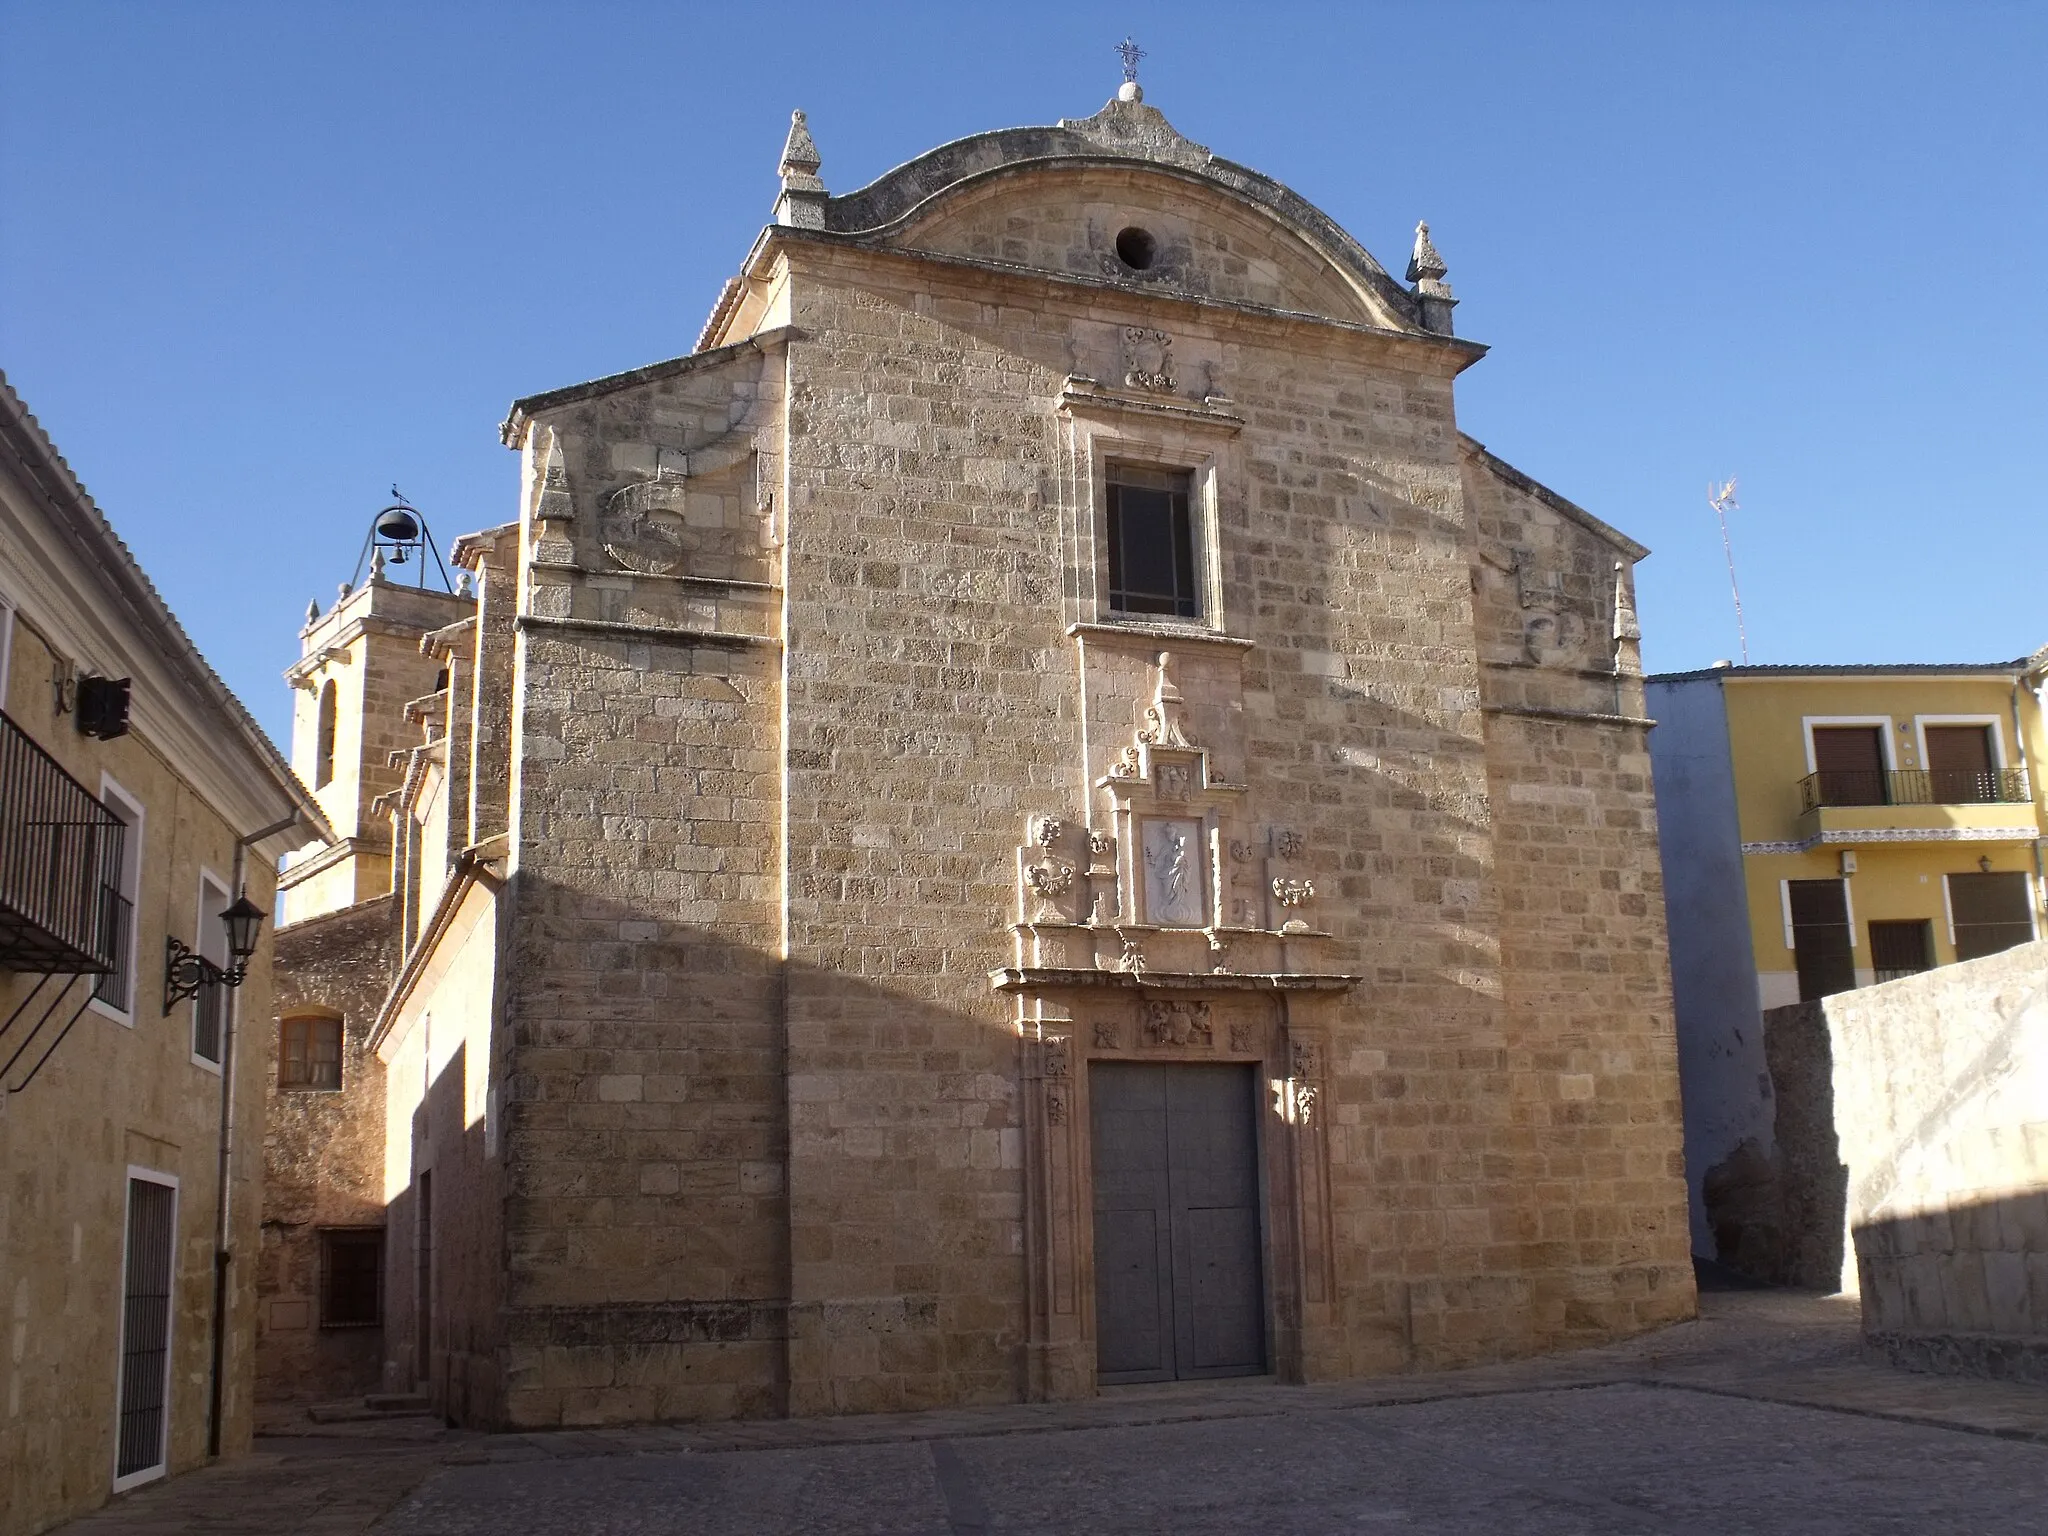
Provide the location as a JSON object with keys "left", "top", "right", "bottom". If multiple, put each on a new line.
{"left": 4, "top": 3, "right": 2044, "bottom": 746}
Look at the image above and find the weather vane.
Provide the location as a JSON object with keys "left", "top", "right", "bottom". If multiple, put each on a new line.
{"left": 1117, "top": 36, "right": 1145, "bottom": 84}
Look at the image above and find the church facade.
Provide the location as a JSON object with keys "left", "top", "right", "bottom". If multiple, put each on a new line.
{"left": 271, "top": 82, "right": 1694, "bottom": 1426}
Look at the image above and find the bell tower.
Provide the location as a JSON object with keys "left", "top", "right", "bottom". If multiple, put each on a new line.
{"left": 278, "top": 498, "right": 475, "bottom": 925}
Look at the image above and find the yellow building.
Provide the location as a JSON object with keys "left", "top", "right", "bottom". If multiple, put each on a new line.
{"left": 1647, "top": 655, "right": 2048, "bottom": 1256}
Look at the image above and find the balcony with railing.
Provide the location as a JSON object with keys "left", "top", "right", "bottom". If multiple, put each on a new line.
{"left": 1798, "top": 767, "right": 2033, "bottom": 812}
{"left": 1794, "top": 765, "right": 2040, "bottom": 846}
{"left": 0, "top": 709, "right": 128, "bottom": 978}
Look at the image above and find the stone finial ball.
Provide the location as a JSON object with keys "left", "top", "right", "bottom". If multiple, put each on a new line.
{"left": 1117, "top": 81, "right": 1143, "bottom": 103}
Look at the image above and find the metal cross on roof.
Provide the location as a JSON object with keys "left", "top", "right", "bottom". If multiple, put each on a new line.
{"left": 1117, "top": 36, "right": 1145, "bottom": 83}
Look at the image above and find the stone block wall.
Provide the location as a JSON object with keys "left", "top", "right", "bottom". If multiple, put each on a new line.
{"left": 1766, "top": 942, "right": 2048, "bottom": 1381}
{"left": 382, "top": 123, "right": 1699, "bottom": 1427}
{"left": 499, "top": 620, "right": 787, "bottom": 1425}
{"left": 0, "top": 611, "right": 280, "bottom": 1533}
{"left": 258, "top": 894, "right": 398, "bottom": 1403}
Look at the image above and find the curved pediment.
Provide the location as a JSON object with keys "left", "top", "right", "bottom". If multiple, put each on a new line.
{"left": 820, "top": 95, "right": 1424, "bottom": 333}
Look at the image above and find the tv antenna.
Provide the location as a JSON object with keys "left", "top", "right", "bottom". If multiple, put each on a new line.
{"left": 1708, "top": 477, "right": 1749, "bottom": 664}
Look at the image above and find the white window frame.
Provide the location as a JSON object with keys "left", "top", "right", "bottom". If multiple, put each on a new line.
{"left": 190, "top": 867, "right": 229, "bottom": 1073}
{"left": 1800, "top": 716, "right": 1899, "bottom": 774}
{"left": 91, "top": 774, "right": 145, "bottom": 1025}
{"left": 1780, "top": 875, "right": 1856, "bottom": 950}
{"left": 0, "top": 590, "right": 15, "bottom": 713}
{"left": 110, "top": 1165, "right": 179, "bottom": 1494}
{"left": 1912, "top": 714, "right": 2007, "bottom": 772}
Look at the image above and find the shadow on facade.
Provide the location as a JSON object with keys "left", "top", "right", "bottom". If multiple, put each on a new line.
{"left": 361, "top": 815, "right": 1697, "bottom": 1431}
{"left": 1853, "top": 1189, "right": 2048, "bottom": 1385}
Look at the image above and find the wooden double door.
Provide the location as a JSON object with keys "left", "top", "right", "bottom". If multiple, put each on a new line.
{"left": 1090, "top": 1062, "right": 1266, "bottom": 1384}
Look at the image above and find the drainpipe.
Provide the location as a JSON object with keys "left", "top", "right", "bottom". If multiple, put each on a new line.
{"left": 207, "top": 809, "right": 302, "bottom": 1458}
{"left": 2012, "top": 681, "right": 2046, "bottom": 932}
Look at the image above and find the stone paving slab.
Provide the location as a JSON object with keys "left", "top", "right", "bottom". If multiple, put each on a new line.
{"left": 49, "top": 1294, "right": 2048, "bottom": 1534}
{"left": 373, "top": 1386, "right": 2048, "bottom": 1535}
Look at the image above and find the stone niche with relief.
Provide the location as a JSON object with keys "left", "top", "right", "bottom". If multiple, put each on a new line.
{"left": 1006, "top": 642, "right": 1344, "bottom": 980}
{"left": 994, "top": 631, "right": 1360, "bottom": 1401}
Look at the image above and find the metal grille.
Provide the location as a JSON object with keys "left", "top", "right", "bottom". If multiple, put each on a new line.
{"left": 1870, "top": 919, "right": 1934, "bottom": 982}
{"left": 116, "top": 1178, "right": 176, "bottom": 1479}
{"left": 193, "top": 981, "right": 224, "bottom": 1063}
{"left": 1106, "top": 464, "right": 1198, "bottom": 618}
{"left": 0, "top": 709, "right": 127, "bottom": 973}
{"left": 320, "top": 1229, "right": 384, "bottom": 1327}
{"left": 91, "top": 886, "right": 132, "bottom": 1008}
{"left": 1800, "top": 767, "right": 2031, "bottom": 812}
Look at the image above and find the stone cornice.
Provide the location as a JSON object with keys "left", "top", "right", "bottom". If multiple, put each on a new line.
{"left": 742, "top": 232, "right": 1486, "bottom": 373}
{"left": 1067, "top": 621, "right": 1254, "bottom": 653}
{"left": 500, "top": 326, "right": 797, "bottom": 446}
{"left": 1461, "top": 433, "right": 1649, "bottom": 562}
{"left": 991, "top": 967, "right": 1358, "bottom": 994}
{"left": 1056, "top": 380, "right": 1245, "bottom": 433}
{"left": 514, "top": 614, "right": 776, "bottom": 650}
{"left": 367, "top": 850, "right": 504, "bottom": 1055}
{"left": 1482, "top": 702, "right": 1654, "bottom": 730}
{"left": 526, "top": 559, "right": 777, "bottom": 594}
{"left": 276, "top": 834, "right": 383, "bottom": 892}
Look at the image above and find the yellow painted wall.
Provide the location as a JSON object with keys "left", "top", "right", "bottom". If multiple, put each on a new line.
{"left": 1720, "top": 674, "right": 2047, "bottom": 1004}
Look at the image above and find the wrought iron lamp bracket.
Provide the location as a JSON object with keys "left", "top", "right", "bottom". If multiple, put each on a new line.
{"left": 163, "top": 937, "right": 244, "bottom": 1016}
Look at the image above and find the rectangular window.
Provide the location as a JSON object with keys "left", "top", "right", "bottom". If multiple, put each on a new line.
{"left": 1925, "top": 725, "right": 1997, "bottom": 804}
{"left": 1947, "top": 871, "right": 2034, "bottom": 962}
{"left": 279, "top": 1015, "right": 343, "bottom": 1091}
{"left": 1788, "top": 878, "right": 1856, "bottom": 1000}
{"left": 94, "top": 778, "right": 144, "bottom": 1019}
{"left": 113, "top": 1170, "right": 177, "bottom": 1490}
{"left": 1869, "top": 919, "right": 1934, "bottom": 983}
{"left": 319, "top": 1228, "right": 383, "bottom": 1327}
{"left": 1811, "top": 726, "right": 1888, "bottom": 806}
{"left": 1106, "top": 463, "right": 1197, "bottom": 619}
{"left": 192, "top": 871, "right": 230, "bottom": 1067}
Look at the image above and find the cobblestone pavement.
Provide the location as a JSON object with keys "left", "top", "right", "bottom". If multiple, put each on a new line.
{"left": 52, "top": 1292, "right": 2048, "bottom": 1535}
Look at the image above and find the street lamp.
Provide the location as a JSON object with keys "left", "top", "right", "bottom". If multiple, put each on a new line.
{"left": 163, "top": 893, "right": 267, "bottom": 1015}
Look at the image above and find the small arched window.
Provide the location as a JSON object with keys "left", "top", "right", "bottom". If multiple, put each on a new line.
{"left": 314, "top": 680, "right": 337, "bottom": 789}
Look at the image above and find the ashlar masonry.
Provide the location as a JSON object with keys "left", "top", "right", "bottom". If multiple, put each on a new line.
{"left": 271, "top": 82, "right": 1695, "bottom": 1427}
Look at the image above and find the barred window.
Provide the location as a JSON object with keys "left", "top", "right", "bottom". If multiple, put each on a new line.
{"left": 319, "top": 1228, "right": 382, "bottom": 1327}
{"left": 280, "top": 1014, "right": 343, "bottom": 1091}
{"left": 1106, "top": 463, "right": 1198, "bottom": 619}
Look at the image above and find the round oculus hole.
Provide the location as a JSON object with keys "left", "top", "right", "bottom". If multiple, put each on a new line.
{"left": 1114, "top": 226, "right": 1158, "bottom": 271}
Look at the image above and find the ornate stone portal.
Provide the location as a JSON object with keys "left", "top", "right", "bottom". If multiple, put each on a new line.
{"left": 996, "top": 646, "right": 1358, "bottom": 1398}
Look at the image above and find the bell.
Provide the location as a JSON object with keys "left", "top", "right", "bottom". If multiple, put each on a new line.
{"left": 374, "top": 507, "right": 421, "bottom": 544}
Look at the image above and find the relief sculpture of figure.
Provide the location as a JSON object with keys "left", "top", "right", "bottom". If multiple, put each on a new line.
{"left": 1141, "top": 817, "right": 1205, "bottom": 926}
{"left": 1155, "top": 825, "right": 1189, "bottom": 907}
